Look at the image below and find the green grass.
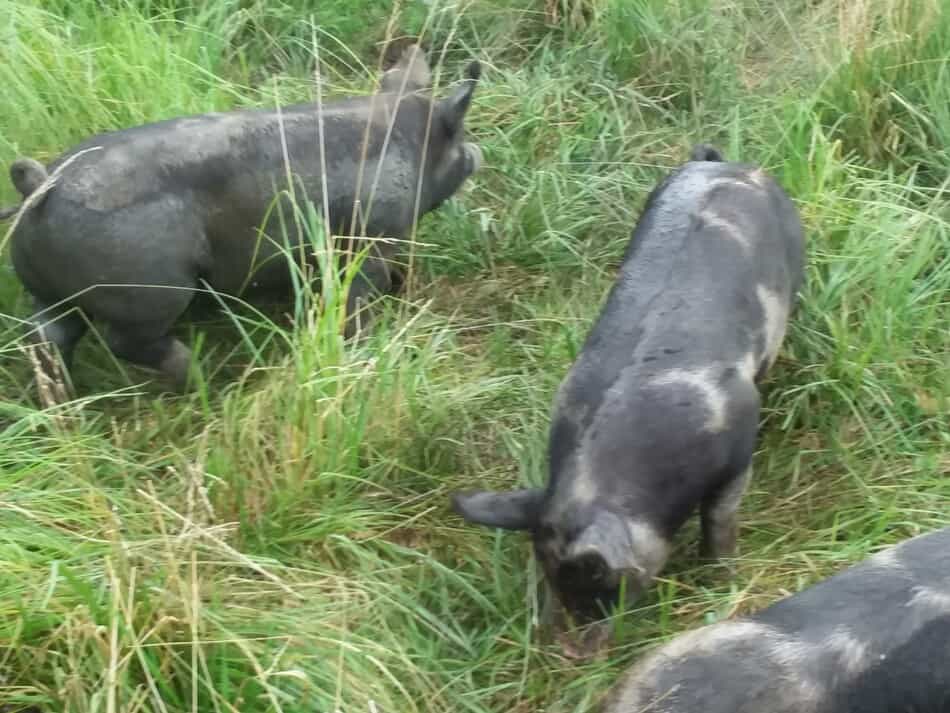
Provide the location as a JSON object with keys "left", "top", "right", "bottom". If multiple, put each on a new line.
{"left": 1, "top": 0, "right": 949, "bottom": 711}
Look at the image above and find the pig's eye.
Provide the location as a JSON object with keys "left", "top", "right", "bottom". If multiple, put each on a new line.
{"left": 440, "top": 116, "right": 460, "bottom": 141}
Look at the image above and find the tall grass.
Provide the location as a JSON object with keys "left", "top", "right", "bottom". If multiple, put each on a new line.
{"left": 1, "top": 0, "right": 948, "bottom": 711}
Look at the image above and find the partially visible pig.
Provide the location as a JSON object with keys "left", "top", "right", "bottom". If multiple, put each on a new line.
{"left": 1, "top": 43, "right": 481, "bottom": 395}
{"left": 451, "top": 145, "right": 805, "bottom": 656}
{"left": 602, "top": 526, "right": 950, "bottom": 713}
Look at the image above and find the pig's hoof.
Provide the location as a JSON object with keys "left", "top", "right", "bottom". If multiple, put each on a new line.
{"left": 157, "top": 340, "right": 193, "bottom": 393}
{"left": 555, "top": 622, "right": 612, "bottom": 662}
{"left": 389, "top": 267, "right": 406, "bottom": 295}
{"left": 699, "top": 551, "right": 739, "bottom": 578}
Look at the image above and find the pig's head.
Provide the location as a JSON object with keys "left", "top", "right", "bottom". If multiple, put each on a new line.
{"left": 379, "top": 41, "right": 433, "bottom": 94}
{"left": 451, "top": 488, "right": 661, "bottom": 657}
{"left": 379, "top": 44, "right": 482, "bottom": 214}
{"left": 418, "top": 60, "right": 482, "bottom": 213}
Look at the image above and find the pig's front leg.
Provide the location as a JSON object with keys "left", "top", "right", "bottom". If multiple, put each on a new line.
{"left": 342, "top": 254, "right": 393, "bottom": 339}
{"left": 700, "top": 464, "right": 752, "bottom": 564}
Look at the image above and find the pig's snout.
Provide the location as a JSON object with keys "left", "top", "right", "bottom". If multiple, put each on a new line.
{"left": 463, "top": 142, "right": 482, "bottom": 174}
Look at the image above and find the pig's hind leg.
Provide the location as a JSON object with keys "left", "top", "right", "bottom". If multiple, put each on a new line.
{"left": 343, "top": 254, "right": 393, "bottom": 339}
{"left": 106, "top": 327, "right": 193, "bottom": 393}
{"left": 99, "top": 283, "right": 198, "bottom": 393}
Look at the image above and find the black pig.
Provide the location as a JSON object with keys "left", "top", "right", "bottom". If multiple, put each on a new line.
{"left": 452, "top": 145, "right": 805, "bottom": 654}
{"left": 1, "top": 44, "right": 482, "bottom": 395}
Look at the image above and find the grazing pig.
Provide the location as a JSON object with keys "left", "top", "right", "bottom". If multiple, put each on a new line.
{"left": 601, "top": 526, "right": 950, "bottom": 713}
{"left": 451, "top": 144, "right": 805, "bottom": 656}
{"left": 0, "top": 43, "right": 481, "bottom": 394}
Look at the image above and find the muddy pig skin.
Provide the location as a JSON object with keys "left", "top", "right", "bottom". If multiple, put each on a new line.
{"left": 602, "top": 526, "right": 950, "bottom": 713}
{"left": 1, "top": 44, "right": 482, "bottom": 395}
{"left": 452, "top": 145, "right": 805, "bottom": 655}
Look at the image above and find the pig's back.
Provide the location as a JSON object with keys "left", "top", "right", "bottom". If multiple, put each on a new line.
{"left": 595, "top": 161, "right": 798, "bottom": 358}
{"left": 755, "top": 526, "right": 950, "bottom": 655}
{"left": 564, "top": 160, "right": 801, "bottom": 428}
{"left": 602, "top": 529, "right": 950, "bottom": 713}
{"left": 548, "top": 161, "right": 802, "bottom": 519}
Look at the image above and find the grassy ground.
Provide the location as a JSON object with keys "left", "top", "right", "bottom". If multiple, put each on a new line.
{"left": 1, "top": 0, "right": 948, "bottom": 711}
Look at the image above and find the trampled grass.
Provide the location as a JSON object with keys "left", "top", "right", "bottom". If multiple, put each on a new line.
{"left": 0, "top": 0, "right": 948, "bottom": 711}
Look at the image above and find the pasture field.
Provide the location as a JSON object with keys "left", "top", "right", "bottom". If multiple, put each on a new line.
{"left": 0, "top": 0, "right": 948, "bottom": 711}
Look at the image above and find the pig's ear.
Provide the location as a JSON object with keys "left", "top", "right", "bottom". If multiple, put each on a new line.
{"left": 451, "top": 487, "right": 542, "bottom": 531}
{"left": 563, "top": 511, "right": 643, "bottom": 576}
{"left": 439, "top": 61, "right": 481, "bottom": 130}
{"left": 380, "top": 43, "right": 433, "bottom": 93}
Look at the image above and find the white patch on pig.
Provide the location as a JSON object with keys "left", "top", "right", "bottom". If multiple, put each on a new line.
{"left": 738, "top": 351, "right": 758, "bottom": 383}
{"left": 550, "top": 382, "right": 598, "bottom": 507}
{"left": 824, "top": 627, "right": 871, "bottom": 674}
{"left": 611, "top": 623, "right": 771, "bottom": 706}
{"left": 745, "top": 168, "right": 771, "bottom": 188}
{"left": 650, "top": 367, "right": 728, "bottom": 433}
{"left": 759, "top": 636, "right": 828, "bottom": 712}
{"left": 569, "top": 448, "right": 598, "bottom": 506}
{"left": 705, "top": 465, "right": 751, "bottom": 531}
{"left": 626, "top": 519, "right": 672, "bottom": 580}
{"left": 906, "top": 586, "right": 950, "bottom": 614}
{"left": 657, "top": 620, "right": 774, "bottom": 661}
{"left": 756, "top": 284, "right": 789, "bottom": 369}
{"left": 868, "top": 545, "right": 905, "bottom": 571}
{"left": 609, "top": 621, "right": 826, "bottom": 713}
{"left": 764, "top": 634, "right": 815, "bottom": 670}
{"left": 700, "top": 211, "right": 752, "bottom": 254}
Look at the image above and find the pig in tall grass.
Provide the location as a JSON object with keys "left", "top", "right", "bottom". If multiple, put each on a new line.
{"left": 452, "top": 145, "right": 805, "bottom": 657}
{"left": 1, "top": 43, "right": 482, "bottom": 397}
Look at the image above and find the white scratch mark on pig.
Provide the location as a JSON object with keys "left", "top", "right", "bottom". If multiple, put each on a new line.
{"left": 706, "top": 176, "right": 765, "bottom": 195}
{"left": 700, "top": 211, "right": 752, "bottom": 254}
{"left": 756, "top": 284, "right": 789, "bottom": 369}
{"left": 651, "top": 367, "right": 728, "bottom": 433}
{"left": 824, "top": 627, "right": 871, "bottom": 674}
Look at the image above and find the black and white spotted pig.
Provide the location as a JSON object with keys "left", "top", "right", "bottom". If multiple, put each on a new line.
{"left": 602, "top": 526, "right": 950, "bottom": 713}
{"left": 451, "top": 145, "right": 805, "bottom": 654}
